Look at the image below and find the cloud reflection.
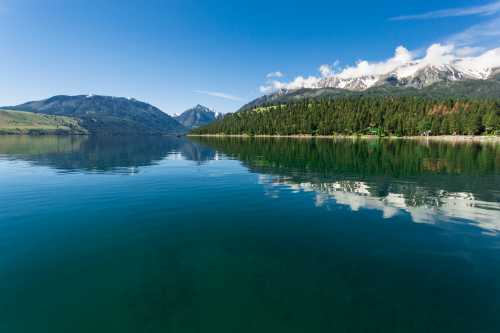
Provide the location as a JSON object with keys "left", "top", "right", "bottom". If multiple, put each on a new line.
{"left": 259, "top": 175, "right": 500, "bottom": 233}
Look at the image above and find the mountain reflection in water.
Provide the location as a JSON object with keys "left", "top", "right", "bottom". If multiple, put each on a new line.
{"left": 0, "top": 135, "right": 216, "bottom": 173}
{"left": 1, "top": 135, "right": 498, "bottom": 231}
{"left": 194, "top": 137, "right": 500, "bottom": 233}
{"left": 1, "top": 135, "right": 500, "bottom": 333}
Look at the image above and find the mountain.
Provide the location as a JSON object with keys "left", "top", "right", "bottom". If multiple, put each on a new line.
{"left": 263, "top": 45, "right": 500, "bottom": 94}
{"left": 379, "top": 63, "right": 491, "bottom": 89}
{"left": 5, "top": 95, "right": 187, "bottom": 135}
{"left": 311, "top": 64, "right": 499, "bottom": 91}
{"left": 192, "top": 74, "right": 500, "bottom": 137}
{"left": 239, "top": 75, "right": 500, "bottom": 112}
{"left": 312, "top": 52, "right": 500, "bottom": 91}
{"left": 174, "top": 105, "right": 217, "bottom": 129}
{"left": 317, "top": 75, "right": 379, "bottom": 91}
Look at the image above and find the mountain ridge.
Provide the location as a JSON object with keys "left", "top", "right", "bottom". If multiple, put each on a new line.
{"left": 240, "top": 74, "right": 500, "bottom": 112}
{"left": 299, "top": 46, "right": 500, "bottom": 92}
{"left": 193, "top": 74, "right": 500, "bottom": 137}
{"left": 303, "top": 64, "right": 500, "bottom": 92}
{"left": 5, "top": 95, "right": 187, "bottom": 135}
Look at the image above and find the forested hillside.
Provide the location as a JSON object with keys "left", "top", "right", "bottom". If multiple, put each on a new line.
{"left": 192, "top": 97, "right": 500, "bottom": 136}
{"left": 238, "top": 74, "right": 500, "bottom": 112}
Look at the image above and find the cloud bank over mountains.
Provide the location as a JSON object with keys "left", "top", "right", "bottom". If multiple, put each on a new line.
{"left": 260, "top": 44, "right": 500, "bottom": 93}
{"left": 260, "top": 2, "right": 500, "bottom": 94}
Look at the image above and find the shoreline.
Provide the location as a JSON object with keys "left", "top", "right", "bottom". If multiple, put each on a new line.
{"left": 188, "top": 134, "right": 500, "bottom": 143}
{"left": 0, "top": 133, "right": 184, "bottom": 137}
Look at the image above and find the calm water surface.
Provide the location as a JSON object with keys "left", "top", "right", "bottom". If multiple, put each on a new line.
{"left": 1, "top": 135, "right": 499, "bottom": 333}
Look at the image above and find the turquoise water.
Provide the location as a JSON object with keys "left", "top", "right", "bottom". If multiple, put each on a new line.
{"left": 0, "top": 135, "right": 499, "bottom": 332}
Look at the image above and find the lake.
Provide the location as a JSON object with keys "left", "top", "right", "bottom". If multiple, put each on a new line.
{"left": 1, "top": 135, "right": 499, "bottom": 333}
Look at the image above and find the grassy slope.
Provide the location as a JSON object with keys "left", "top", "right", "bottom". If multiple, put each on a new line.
{"left": 0, "top": 109, "right": 87, "bottom": 135}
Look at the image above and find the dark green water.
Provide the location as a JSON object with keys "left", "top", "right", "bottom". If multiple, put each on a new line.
{"left": 1, "top": 135, "right": 499, "bottom": 333}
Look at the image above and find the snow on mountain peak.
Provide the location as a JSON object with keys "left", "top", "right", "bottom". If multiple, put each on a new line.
{"left": 260, "top": 44, "right": 500, "bottom": 93}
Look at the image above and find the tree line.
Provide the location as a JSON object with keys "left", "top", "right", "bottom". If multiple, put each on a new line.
{"left": 191, "top": 97, "right": 500, "bottom": 136}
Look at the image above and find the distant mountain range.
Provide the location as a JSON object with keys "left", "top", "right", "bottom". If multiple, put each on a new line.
{"left": 0, "top": 96, "right": 224, "bottom": 135}
{"left": 313, "top": 63, "right": 500, "bottom": 91}
{"left": 192, "top": 73, "right": 500, "bottom": 137}
{"left": 2, "top": 65, "right": 499, "bottom": 137}
{"left": 3, "top": 95, "right": 187, "bottom": 135}
{"left": 265, "top": 46, "right": 500, "bottom": 93}
{"left": 174, "top": 104, "right": 218, "bottom": 129}
{"left": 240, "top": 71, "right": 500, "bottom": 112}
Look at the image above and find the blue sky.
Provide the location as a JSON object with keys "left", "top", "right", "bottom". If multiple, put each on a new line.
{"left": 1, "top": 0, "right": 499, "bottom": 114}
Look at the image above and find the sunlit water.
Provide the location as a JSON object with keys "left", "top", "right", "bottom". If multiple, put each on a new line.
{"left": 0, "top": 135, "right": 499, "bottom": 333}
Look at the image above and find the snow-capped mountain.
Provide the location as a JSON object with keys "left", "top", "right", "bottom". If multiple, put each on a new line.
{"left": 263, "top": 45, "right": 500, "bottom": 92}
{"left": 316, "top": 62, "right": 497, "bottom": 91}
{"left": 381, "top": 63, "right": 486, "bottom": 89}
{"left": 317, "top": 75, "right": 379, "bottom": 91}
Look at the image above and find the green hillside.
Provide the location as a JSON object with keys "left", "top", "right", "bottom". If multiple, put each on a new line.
{"left": 0, "top": 109, "right": 87, "bottom": 135}
{"left": 6, "top": 95, "right": 186, "bottom": 135}
{"left": 192, "top": 97, "right": 500, "bottom": 136}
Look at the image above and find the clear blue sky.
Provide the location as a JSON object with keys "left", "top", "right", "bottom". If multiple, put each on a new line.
{"left": 1, "top": 0, "right": 498, "bottom": 114}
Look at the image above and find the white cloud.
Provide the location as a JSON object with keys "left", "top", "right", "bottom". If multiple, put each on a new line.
{"left": 447, "top": 15, "right": 500, "bottom": 48}
{"left": 455, "top": 47, "right": 500, "bottom": 75}
{"left": 319, "top": 61, "right": 340, "bottom": 77}
{"left": 319, "top": 64, "right": 334, "bottom": 77}
{"left": 259, "top": 83, "right": 279, "bottom": 94}
{"left": 391, "top": 1, "right": 500, "bottom": 20}
{"left": 194, "top": 90, "right": 243, "bottom": 101}
{"left": 259, "top": 45, "right": 415, "bottom": 93}
{"left": 261, "top": 62, "right": 343, "bottom": 93}
{"left": 390, "top": 2, "right": 500, "bottom": 50}
{"left": 454, "top": 46, "right": 486, "bottom": 57}
{"left": 336, "top": 46, "right": 413, "bottom": 78}
{"left": 266, "top": 71, "right": 283, "bottom": 78}
{"left": 279, "top": 76, "right": 320, "bottom": 89}
{"left": 421, "top": 44, "right": 455, "bottom": 64}
{"left": 260, "top": 75, "right": 321, "bottom": 93}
